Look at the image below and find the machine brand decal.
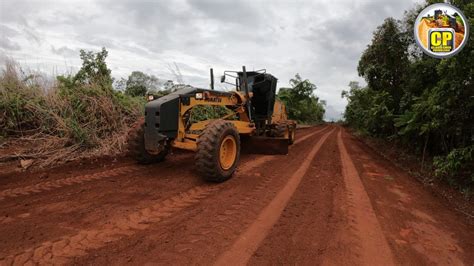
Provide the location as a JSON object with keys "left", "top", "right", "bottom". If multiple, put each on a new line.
{"left": 414, "top": 3, "right": 469, "bottom": 58}
{"left": 199, "top": 91, "right": 222, "bottom": 102}
{"left": 204, "top": 97, "right": 222, "bottom": 103}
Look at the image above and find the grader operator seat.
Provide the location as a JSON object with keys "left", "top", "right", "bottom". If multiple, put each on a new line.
{"left": 237, "top": 71, "right": 278, "bottom": 129}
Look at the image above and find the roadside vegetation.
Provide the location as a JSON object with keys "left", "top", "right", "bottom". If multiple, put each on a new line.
{"left": 119, "top": 70, "right": 326, "bottom": 125}
{"left": 0, "top": 49, "right": 144, "bottom": 167}
{"left": 278, "top": 74, "right": 325, "bottom": 124}
{"left": 1, "top": 48, "right": 325, "bottom": 168}
{"left": 342, "top": 0, "right": 473, "bottom": 194}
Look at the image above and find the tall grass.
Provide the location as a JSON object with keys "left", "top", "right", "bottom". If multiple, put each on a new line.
{"left": 0, "top": 60, "right": 144, "bottom": 167}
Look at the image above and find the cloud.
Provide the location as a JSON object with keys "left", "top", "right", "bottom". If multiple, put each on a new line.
{"left": 324, "top": 104, "right": 344, "bottom": 122}
{"left": 0, "top": 36, "right": 21, "bottom": 50}
{"left": 0, "top": 0, "right": 421, "bottom": 119}
{"left": 0, "top": 25, "right": 21, "bottom": 50}
{"left": 51, "top": 46, "right": 77, "bottom": 57}
{"left": 187, "top": 0, "right": 260, "bottom": 25}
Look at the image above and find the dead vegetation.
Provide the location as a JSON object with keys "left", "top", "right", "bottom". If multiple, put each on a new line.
{"left": 0, "top": 53, "right": 144, "bottom": 169}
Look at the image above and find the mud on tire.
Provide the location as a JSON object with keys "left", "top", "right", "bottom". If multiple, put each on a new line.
{"left": 128, "top": 118, "right": 168, "bottom": 164}
{"left": 288, "top": 126, "right": 295, "bottom": 145}
{"left": 269, "top": 123, "right": 286, "bottom": 138}
{"left": 195, "top": 120, "right": 241, "bottom": 182}
{"left": 275, "top": 124, "right": 287, "bottom": 138}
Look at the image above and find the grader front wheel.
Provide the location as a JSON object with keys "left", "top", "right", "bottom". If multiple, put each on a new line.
{"left": 195, "top": 120, "right": 241, "bottom": 182}
{"left": 128, "top": 119, "right": 168, "bottom": 164}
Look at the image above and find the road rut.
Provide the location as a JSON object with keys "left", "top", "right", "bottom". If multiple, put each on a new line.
{"left": 0, "top": 125, "right": 472, "bottom": 265}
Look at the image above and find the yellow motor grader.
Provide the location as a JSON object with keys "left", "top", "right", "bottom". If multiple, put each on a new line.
{"left": 130, "top": 67, "right": 296, "bottom": 182}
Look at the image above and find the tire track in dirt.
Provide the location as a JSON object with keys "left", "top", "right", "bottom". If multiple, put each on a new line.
{"left": 0, "top": 153, "right": 196, "bottom": 231}
{"left": 236, "top": 125, "right": 329, "bottom": 173}
{"left": 0, "top": 126, "right": 321, "bottom": 203}
{"left": 167, "top": 173, "right": 280, "bottom": 260}
{"left": 0, "top": 213, "right": 30, "bottom": 225}
{"left": 0, "top": 127, "right": 323, "bottom": 225}
{"left": 157, "top": 171, "right": 291, "bottom": 263}
{"left": 247, "top": 126, "right": 345, "bottom": 265}
{"left": 1, "top": 166, "right": 285, "bottom": 265}
{"left": 0, "top": 185, "right": 219, "bottom": 265}
{"left": 0, "top": 127, "right": 329, "bottom": 265}
{"left": 294, "top": 125, "right": 328, "bottom": 144}
{"left": 0, "top": 216, "right": 14, "bottom": 224}
{"left": 214, "top": 128, "right": 335, "bottom": 266}
{"left": 336, "top": 129, "right": 395, "bottom": 265}
{"left": 182, "top": 126, "right": 334, "bottom": 249}
{"left": 0, "top": 166, "right": 138, "bottom": 201}
{"left": 343, "top": 130, "right": 473, "bottom": 265}
{"left": 88, "top": 125, "right": 333, "bottom": 265}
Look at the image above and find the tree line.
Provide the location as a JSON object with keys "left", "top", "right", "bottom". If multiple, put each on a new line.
{"left": 342, "top": 0, "right": 473, "bottom": 191}
{"left": 120, "top": 70, "right": 325, "bottom": 124}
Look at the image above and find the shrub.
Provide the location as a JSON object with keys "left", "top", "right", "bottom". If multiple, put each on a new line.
{"left": 434, "top": 146, "right": 474, "bottom": 190}
{"left": 0, "top": 51, "right": 144, "bottom": 167}
{"left": 189, "top": 105, "right": 235, "bottom": 124}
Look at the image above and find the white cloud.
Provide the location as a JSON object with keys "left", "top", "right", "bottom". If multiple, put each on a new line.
{"left": 0, "top": 0, "right": 422, "bottom": 119}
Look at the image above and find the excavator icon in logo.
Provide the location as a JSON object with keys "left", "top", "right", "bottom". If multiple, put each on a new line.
{"left": 415, "top": 3, "right": 469, "bottom": 58}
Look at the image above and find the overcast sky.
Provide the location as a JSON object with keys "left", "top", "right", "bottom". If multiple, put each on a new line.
{"left": 0, "top": 0, "right": 421, "bottom": 120}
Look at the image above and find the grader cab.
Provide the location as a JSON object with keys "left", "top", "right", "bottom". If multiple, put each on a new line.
{"left": 129, "top": 66, "right": 296, "bottom": 182}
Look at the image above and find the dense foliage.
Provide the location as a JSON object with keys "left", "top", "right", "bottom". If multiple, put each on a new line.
{"left": 343, "top": 0, "right": 473, "bottom": 190}
{"left": 278, "top": 74, "right": 325, "bottom": 124}
{"left": 123, "top": 71, "right": 159, "bottom": 97}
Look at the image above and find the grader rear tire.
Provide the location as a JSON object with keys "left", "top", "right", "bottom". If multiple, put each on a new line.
{"left": 195, "top": 120, "right": 240, "bottom": 182}
{"left": 128, "top": 120, "right": 168, "bottom": 164}
{"left": 288, "top": 126, "right": 295, "bottom": 145}
{"left": 272, "top": 123, "right": 286, "bottom": 137}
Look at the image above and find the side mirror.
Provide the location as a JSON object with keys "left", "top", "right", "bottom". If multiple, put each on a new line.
{"left": 220, "top": 75, "right": 225, "bottom": 83}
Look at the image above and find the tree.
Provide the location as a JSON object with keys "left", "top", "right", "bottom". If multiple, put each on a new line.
{"left": 53, "top": 47, "right": 144, "bottom": 147}
{"left": 57, "top": 47, "right": 113, "bottom": 93}
{"left": 114, "top": 78, "right": 127, "bottom": 92}
{"left": 124, "top": 71, "right": 160, "bottom": 97}
{"left": 278, "top": 74, "right": 325, "bottom": 124}
{"left": 343, "top": 0, "right": 473, "bottom": 189}
{"left": 164, "top": 80, "right": 175, "bottom": 91}
{"left": 74, "top": 47, "right": 113, "bottom": 89}
{"left": 358, "top": 18, "right": 408, "bottom": 113}
{"left": 342, "top": 82, "right": 395, "bottom": 135}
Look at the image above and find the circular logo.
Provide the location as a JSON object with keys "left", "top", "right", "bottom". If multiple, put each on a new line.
{"left": 414, "top": 3, "right": 469, "bottom": 58}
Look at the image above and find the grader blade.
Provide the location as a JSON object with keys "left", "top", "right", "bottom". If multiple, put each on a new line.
{"left": 241, "top": 136, "right": 289, "bottom": 155}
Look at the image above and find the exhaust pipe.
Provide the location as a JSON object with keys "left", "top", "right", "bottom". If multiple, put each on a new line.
{"left": 210, "top": 68, "right": 214, "bottom": 90}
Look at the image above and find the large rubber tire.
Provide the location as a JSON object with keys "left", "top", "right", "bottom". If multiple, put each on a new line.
{"left": 128, "top": 120, "right": 168, "bottom": 164}
{"left": 275, "top": 124, "right": 286, "bottom": 137}
{"left": 269, "top": 123, "right": 286, "bottom": 138}
{"left": 288, "top": 126, "right": 295, "bottom": 145}
{"left": 195, "top": 120, "right": 241, "bottom": 183}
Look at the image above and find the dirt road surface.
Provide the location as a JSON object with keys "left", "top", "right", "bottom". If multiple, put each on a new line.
{"left": 0, "top": 125, "right": 472, "bottom": 265}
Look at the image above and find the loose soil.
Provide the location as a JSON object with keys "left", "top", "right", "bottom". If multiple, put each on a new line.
{"left": 0, "top": 125, "right": 472, "bottom": 265}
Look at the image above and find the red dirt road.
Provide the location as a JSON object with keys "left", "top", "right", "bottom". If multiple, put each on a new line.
{"left": 0, "top": 125, "right": 472, "bottom": 265}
